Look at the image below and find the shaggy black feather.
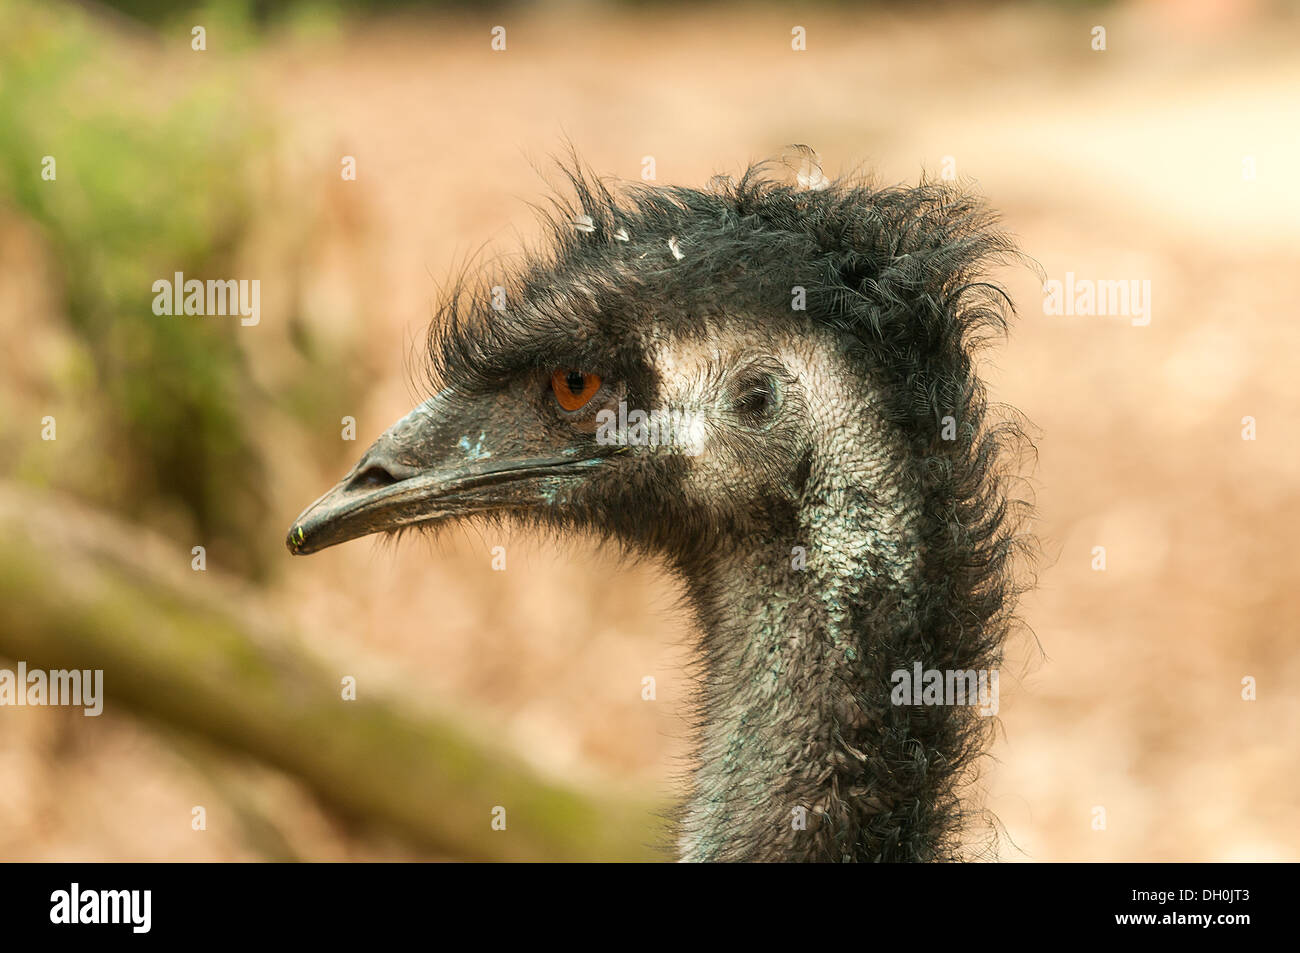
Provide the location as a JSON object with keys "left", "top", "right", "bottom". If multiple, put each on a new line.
{"left": 418, "top": 156, "right": 1035, "bottom": 861}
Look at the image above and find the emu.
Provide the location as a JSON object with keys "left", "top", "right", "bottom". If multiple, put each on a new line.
{"left": 287, "top": 156, "right": 1029, "bottom": 862}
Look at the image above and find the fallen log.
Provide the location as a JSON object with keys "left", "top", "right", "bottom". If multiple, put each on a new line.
{"left": 0, "top": 483, "right": 662, "bottom": 861}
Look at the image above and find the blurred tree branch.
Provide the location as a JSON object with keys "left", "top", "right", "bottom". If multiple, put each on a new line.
{"left": 0, "top": 483, "right": 663, "bottom": 861}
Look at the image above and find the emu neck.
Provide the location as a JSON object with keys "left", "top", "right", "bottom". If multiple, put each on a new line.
{"left": 676, "top": 473, "right": 935, "bottom": 862}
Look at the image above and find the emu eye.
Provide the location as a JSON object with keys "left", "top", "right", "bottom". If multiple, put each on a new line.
{"left": 550, "top": 369, "right": 603, "bottom": 412}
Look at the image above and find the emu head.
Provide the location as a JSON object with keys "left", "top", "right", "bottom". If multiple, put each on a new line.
{"left": 287, "top": 163, "right": 1015, "bottom": 582}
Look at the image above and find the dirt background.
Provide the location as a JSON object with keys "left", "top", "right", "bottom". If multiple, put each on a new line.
{"left": 2, "top": 0, "right": 1297, "bottom": 860}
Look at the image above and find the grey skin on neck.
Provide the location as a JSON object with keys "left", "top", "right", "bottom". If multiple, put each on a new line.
{"left": 674, "top": 368, "right": 927, "bottom": 862}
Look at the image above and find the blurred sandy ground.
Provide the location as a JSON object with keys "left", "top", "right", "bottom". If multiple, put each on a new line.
{"left": 3, "top": 0, "right": 1298, "bottom": 859}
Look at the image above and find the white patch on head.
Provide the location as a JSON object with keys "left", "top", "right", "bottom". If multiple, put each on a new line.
{"left": 647, "top": 327, "right": 922, "bottom": 574}
{"left": 655, "top": 322, "right": 926, "bottom": 862}
{"left": 643, "top": 334, "right": 721, "bottom": 454}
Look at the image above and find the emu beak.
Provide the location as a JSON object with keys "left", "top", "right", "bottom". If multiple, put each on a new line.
{"left": 286, "top": 387, "right": 604, "bottom": 555}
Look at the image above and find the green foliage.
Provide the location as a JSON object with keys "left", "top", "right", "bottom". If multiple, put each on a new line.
{"left": 0, "top": 1, "right": 274, "bottom": 574}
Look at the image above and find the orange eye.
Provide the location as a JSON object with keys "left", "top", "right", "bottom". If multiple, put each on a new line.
{"left": 551, "top": 369, "right": 603, "bottom": 411}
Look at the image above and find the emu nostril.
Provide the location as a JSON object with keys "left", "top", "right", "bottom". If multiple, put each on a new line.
{"left": 348, "top": 464, "right": 400, "bottom": 491}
